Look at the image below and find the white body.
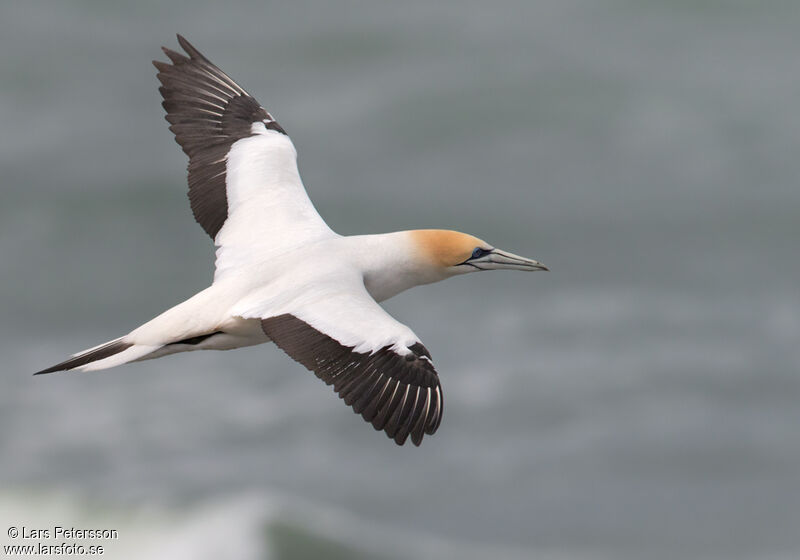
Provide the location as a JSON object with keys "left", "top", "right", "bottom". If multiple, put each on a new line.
{"left": 101, "top": 232, "right": 444, "bottom": 371}
{"left": 40, "top": 36, "right": 545, "bottom": 445}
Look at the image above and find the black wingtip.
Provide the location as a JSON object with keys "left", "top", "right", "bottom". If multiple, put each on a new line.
{"left": 155, "top": 36, "right": 213, "bottom": 73}
{"left": 161, "top": 47, "right": 188, "bottom": 65}
{"left": 176, "top": 34, "right": 209, "bottom": 63}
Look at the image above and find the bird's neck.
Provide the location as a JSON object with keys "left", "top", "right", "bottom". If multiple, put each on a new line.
{"left": 347, "top": 231, "right": 448, "bottom": 302}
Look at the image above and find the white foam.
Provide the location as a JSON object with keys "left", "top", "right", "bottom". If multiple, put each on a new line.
{"left": 0, "top": 491, "right": 266, "bottom": 560}
{"left": 0, "top": 489, "right": 550, "bottom": 560}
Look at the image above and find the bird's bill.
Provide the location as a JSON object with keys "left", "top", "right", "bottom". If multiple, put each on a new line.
{"left": 478, "top": 249, "right": 548, "bottom": 271}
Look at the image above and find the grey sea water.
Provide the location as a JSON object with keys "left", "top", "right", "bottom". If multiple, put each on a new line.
{"left": 2, "top": 1, "right": 799, "bottom": 558}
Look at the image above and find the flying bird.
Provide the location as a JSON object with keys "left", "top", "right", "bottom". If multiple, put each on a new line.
{"left": 36, "top": 35, "right": 547, "bottom": 446}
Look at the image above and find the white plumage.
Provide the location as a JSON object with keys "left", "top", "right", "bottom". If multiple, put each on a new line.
{"left": 214, "top": 121, "right": 333, "bottom": 280}
{"left": 36, "top": 35, "right": 547, "bottom": 446}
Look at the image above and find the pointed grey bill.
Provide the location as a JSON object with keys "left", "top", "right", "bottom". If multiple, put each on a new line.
{"left": 473, "top": 249, "right": 548, "bottom": 271}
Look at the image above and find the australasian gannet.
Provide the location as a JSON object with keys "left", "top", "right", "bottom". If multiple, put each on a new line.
{"left": 36, "top": 35, "right": 548, "bottom": 446}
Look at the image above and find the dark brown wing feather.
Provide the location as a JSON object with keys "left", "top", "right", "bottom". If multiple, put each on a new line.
{"left": 261, "top": 314, "right": 443, "bottom": 446}
{"left": 153, "top": 34, "right": 286, "bottom": 239}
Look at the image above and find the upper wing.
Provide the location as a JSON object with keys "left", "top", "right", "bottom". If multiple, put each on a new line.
{"left": 153, "top": 35, "right": 334, "bottom": 278}
{"left": 238, "top": 280, "right": 443, "bottom": 446}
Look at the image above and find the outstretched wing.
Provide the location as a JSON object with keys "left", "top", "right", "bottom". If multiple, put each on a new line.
{"left": 153, "top": 35, "right": 333, "bottom": 278}
{"left": 238, "top": 281, "right": 443, "bottom": 446}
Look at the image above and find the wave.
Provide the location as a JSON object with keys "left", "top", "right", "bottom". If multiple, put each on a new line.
{"left": 0, "top": 489, "right": 543, "bottom": 560}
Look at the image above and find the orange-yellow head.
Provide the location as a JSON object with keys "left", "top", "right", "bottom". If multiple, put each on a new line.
{"left": 410, "top": 229, "right": 548, "bottom": 274}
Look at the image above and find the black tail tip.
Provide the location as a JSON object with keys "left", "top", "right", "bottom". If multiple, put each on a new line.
{"left": 33, "top": 365, "right": 66, "bottom": 375}
{"left": 34, "top": 340, "right": 132, "bottom": 377}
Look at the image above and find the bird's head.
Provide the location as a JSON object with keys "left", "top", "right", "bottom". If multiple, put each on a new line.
{"left": 410, "top": 229, "right": 548, "bottom": 276}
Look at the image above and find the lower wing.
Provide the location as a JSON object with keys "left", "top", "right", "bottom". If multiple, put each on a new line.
{"left": 237, "top": 280, "right": 443, "bottom": 446}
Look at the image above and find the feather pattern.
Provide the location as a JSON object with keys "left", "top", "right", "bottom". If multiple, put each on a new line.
{"left": 261, "top": 314, "right": 442, "bottom": 446}
{"left": 32, "top": 37, "right": 538, "bottom": 449}
{"left": 153, "top": 34, "right": 285, "bottom": 239}
{"left": 154, "top": 36, "right": 335, "bottom": 280}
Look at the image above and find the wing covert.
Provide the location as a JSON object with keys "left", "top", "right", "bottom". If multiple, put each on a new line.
{"left": 262, "top": 314, "right": 442, "bottom": 446}
{"left": 153, "top": 35, "right": 333, "bottom": 273}
{"left": 154, "top": 35, "right": 285, "bottom": 239}
{"left": 238, "top": 281, "right": 443, "bottom": 446}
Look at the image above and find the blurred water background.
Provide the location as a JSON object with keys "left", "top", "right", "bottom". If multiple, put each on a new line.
{"left": 2, "top": 1, "right": 799, "bottom": 558}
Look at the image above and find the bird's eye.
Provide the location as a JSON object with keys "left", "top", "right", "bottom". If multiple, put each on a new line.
{"left": 471, "top": 247, "right": 488, "bottom": 259}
